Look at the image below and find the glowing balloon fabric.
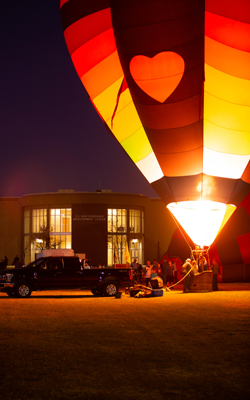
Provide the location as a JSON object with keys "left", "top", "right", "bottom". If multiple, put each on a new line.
{"left": 204, "top": 1, "right": 250, "bottom": 183}
{"left": 60, "top": 0, "right": 250, "bottom": 245}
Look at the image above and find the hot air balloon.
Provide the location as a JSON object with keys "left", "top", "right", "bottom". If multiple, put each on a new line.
{"left": 167, "top": 190, "right": 250, "bottom": 281}
{"left": 60, "top": 0, "right": 250, "bottom": 262}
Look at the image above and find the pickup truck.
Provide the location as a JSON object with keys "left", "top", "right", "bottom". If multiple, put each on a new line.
{"left": 0, "top": 256, "right": 133, "bottom": 298}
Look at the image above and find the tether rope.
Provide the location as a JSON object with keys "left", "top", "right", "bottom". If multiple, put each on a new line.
{"left": 133, "top": 266, "right": 194, "bottom": 292}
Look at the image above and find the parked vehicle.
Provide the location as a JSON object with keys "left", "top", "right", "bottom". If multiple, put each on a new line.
{"left": 0, "top": 256, "right": 133, "bottom": 298}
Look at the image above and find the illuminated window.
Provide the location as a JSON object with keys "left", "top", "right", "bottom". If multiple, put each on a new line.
{"left": 107, "top": 209, "right": 127, "bottom": 233}
{"left": 49, "top": 208, "right": 72, "bottom": 249}
{"left": 32, "top": 209, "right": 47, "bottom": 233}
{"left": 129, "top": 239, "right": 142, "bottom": 263}
{"left": 107, "top": 209, "right": 127, "bottom": 265}
{"left": 107, "top": 234, "right": 127, "bottom": 265}
{"left": 50, "top": 208, "right": 71, "bottom": 233}
{"left": 129, "top": 209, "right": 141, "bottom": 233}
{"left": 50, "top": 234, "right": 72, "bottom": 249}
{"left": 24, "top": 209, "right": 30, "bottom": 234}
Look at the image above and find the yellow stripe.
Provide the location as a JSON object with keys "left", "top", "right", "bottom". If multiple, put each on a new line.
{"left": 121, "top": 127, "right": 152, "bottom": 163}
{"left": 93, "top": 77, "right": 123, "bottom": 121}
{"left": 204, "top": 91, "right": 250, "bottom": 132}
{"left": 204, "top": 120, "right": 250, "bottom": 155}
{"left": 217, "top": 204, "right": 236, "bottom": 238}
{"left": 205, "top": 64, "right": 250, "bottom": 106}
{"left": 106, "top": 95, "right": 143, "bottom": 142}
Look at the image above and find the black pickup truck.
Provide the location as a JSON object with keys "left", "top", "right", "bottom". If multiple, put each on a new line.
{"left": 0, "top": 256, "right": 133, "bottom": 298}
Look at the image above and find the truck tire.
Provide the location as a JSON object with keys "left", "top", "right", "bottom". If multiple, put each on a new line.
{"left": 102, "top": 282, "right": 118, "bottom": 296}
{"left": 14, "top": 282, "right": 32, "bottom": 298}
{"left": 91, "top": 289, "right": 103, "bottom": 296}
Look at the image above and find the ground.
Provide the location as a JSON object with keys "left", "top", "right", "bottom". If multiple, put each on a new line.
{"left": 1, "top": 283, "right": 250, "bottom": 400}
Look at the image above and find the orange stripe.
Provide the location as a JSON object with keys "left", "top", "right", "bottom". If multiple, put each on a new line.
{"left": 81, "top": 52, "right": 123, "bottom": 100}
{"left": 205, "top": 11, "right": 250, "bottom": 52}
{"left": 205, "top": 37, "right": 250, "bottom": 80}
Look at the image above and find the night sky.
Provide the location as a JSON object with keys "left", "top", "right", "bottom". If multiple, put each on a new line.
{"left": 0, "top": 0, "right": 158, "bottom": 198}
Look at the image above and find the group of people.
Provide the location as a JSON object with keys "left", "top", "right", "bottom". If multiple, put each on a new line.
{"left": 181, "top": 257, "right": 221, "bottom": 292}
{"left": 130, "top": 255, "right": 221, "bottom": 292}
{"left": 130, "top": 257, "right": 177, "bottom": 288}
{"left": 0, "top": 255, "right": 22, "bottom": 270}
{"left": 0, "top": 256, "right": 8, "bottom": 271}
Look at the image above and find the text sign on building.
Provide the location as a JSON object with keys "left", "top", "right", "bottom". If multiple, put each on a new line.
{"left": 73, "top": 214, "right": 106, "bottom": 222}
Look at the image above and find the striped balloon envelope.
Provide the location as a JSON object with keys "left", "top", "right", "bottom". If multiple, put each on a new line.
{"left": 60, "top": 0, "right": 250, "bottom": 248}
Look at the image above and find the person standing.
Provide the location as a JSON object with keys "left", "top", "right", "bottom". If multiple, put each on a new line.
{"left": 211, "top": 259, "right": 221, "bottom": 291}
{"left": 172, "top": 261, "right": 178, "bottom": 283}
{"left": 3, "top": 256, "right": 8, "bottom": 268}
{"left": 15, "top": 258, "right": 22, "bottom": 268}
{"left": 191, "top": 260, "right": 199, "bottom": 275}
{"left": 157, "top": 262, "right": 162, "bottom": 279}
{"left": 137, "top": 262, "right": 143, "bottom": 283}
{"left": 166, "top": 260, "right": 174, "bottom": 287}
{"left": 131, "top": 258, "right": 138, "bottom": 272}
{"left": 203, "top": 256, "right": 208, "bottom": 271}
{"left": 152, "top": 259, "right": 158, "bottom": 271}
{"left": 162, "top": 256, "right": 168, "bottom": 285}
{"left": 12, "top": 255, "right": 19, "bottom": 265}
{"left": 145, "top": 261, "right": 152, "bottom": 287}
{"left": 198, "top": 255, "right": 203, "bottom": 272}
{"left": 181, "top": 259, "right": 192, "bottom": 293}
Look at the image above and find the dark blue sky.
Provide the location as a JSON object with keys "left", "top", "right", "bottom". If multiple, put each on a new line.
{"left": 0, "top": 0, "right": 157, "bottom": 198}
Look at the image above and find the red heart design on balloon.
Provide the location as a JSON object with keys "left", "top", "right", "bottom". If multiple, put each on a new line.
{"left": 130, "top": 52, "right": 185, "bottom": 103}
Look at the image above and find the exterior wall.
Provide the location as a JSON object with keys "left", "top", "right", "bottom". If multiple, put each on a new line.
{"left": 18, "top": 191, "right": 149, "bottom": 209}
{"left": 144, "top": 198, "right": 176, "bottom": 263}
{"left": 19, "top": 191, "right": 151, "bottom": 266}
{"left": 0, "top": 198, "right": 22, "bottom": 265}
{"left": 0, "top": 192, "right": 176, "bottom": 267}
{"left": 72, "top": 203, "right": 107, "bottom": 265}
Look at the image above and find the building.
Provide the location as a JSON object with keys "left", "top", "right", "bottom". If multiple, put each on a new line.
{"left": 0, "top": 190, "right": 176, "bottom": 267}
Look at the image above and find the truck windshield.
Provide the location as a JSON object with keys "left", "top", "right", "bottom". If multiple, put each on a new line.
{"left": 26, "top": 259, "right": 45, "bottom": 268}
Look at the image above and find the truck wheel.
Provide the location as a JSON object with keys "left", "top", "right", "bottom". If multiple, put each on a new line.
{"left": 91, "top": 289, "right": 103, "bottom": 296}
{"left": 14, "top": 283, "right": 32, "bottom": 298}
{"left": 102, "top": 282, "right": 118, "bottom": 296}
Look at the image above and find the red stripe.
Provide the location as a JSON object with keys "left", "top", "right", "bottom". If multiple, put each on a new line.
{"left": 71, "top": 28, "right": 116, "bottom": 77}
